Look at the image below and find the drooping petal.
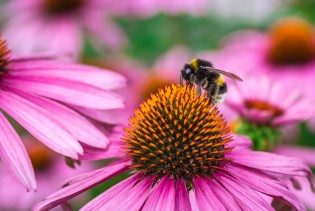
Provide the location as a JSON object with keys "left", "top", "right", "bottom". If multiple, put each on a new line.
{"left": 193, "top": 177, "right": 227, "bottom": 210}
{"left": 216, "top": 172, "right": 274, "bottom": 210}
{"left": 287, "top": 176, "right": 315, "bottom": 210}
{"left": 0, "top": 113, "right": 36, "bottom": 191}
{"left": 0, "top": 89, "right": 82, "bottom": 158}
{"left": 9, "top": 61, "right": 126, "bottom": 90}
{"left": 273, "top": 146, "right": 315, "bottom": 167}
{"left": 143, "top": 176, "right": 176, "bottom": 211}
{"left": 3, "top": 77, "right": 124, "bottom": 109}
{"left": 175, "top": 179, "right": 192, "bottom": 211}
{"left": 32, "top": 159, "right": 130, "bottom": 211}
{"left": 227, "top": 149, "right": 314, "bottom": 189}
{"left": 81, "top": 174, "right": 154, "bottom": 211}
{"left": 14, "top": 90, "right": 109, "bottom": 149}
{"left": 227, "top": 164, "right": 306, "bottom": 210}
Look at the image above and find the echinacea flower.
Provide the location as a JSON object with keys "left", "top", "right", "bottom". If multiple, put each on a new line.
{"left": 0, "top": 135, "right": 93, "bottom": 210}
{"left": 2, "top": 0, "right": 128, "bottom": 59}
{"left": 33, "top": 85, "right": 313, "bottom": 211}
{"left": 222, "top": 74, "right": 315, "bottom": 150}
{"left": 0, "top": 35, "right": 126, "bottom": 191}
{"left": 199, "top": 17, "right": 315, "bottom": 127}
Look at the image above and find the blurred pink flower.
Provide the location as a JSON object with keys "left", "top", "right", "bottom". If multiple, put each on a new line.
{"left": 0, "top": 135, "right": 94, "bottom": 210}
{"left": 225, "top": 75, "right": 315, "bottom": 126}
{"left": 2, "top": 0, "right": 129, "bottom": 59}
{"left": 33, "top": 85, "right": 312, "bottom": 210}
{"left": 198, "top": 17, "right": 315, "bottom": 127}
{"left": 0, "top": 35, "right": 126, "bottom": 191}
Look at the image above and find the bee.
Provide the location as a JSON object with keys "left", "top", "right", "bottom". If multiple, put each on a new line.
{"left": 180, "top": 58, "right": 243, "bottom": 104}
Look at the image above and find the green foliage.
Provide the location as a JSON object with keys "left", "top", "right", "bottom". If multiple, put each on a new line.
{"left": 236, "top": 120, "right": 282, "bottom": 151}
{"left": 281, "top": 0, "right": 315, "bottom": 24}
{"left": 299, "top": 122, "right": 315, "bottom": 147}
{"left": 116, "top": 14, "right": 263, "bottom": 65}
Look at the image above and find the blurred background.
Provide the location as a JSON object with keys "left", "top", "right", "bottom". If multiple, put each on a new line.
{"left": 1, "top": 0, "right": 315, "bottom": 210}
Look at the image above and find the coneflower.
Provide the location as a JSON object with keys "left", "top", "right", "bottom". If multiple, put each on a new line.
{"left": 34, "top": 85, "right": 312, "bottom": 210}
{"left": 0, "top": 35, "right": 125, "bottom": 191}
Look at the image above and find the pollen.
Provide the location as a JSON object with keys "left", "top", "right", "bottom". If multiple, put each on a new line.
{"left": 122, "top": 84, "right": 233, "bottom": 186}
{"left": 44, "top": 0, "right": 83, "bottom": 15}
{"left": 0, "top": 35, "right": 10, "bottom": 76}
{"left": 267, "top": 17, "right": 315, "bottom": 65}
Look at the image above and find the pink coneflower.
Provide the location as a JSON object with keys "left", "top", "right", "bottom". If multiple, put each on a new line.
{"left": 226, "top": 75, "right": 314, "bottom": 126}
{"left": 0, "top": 35, "right": 126, "bottom": 191}
{"left": 33, "top": 85, "right": 313, "bottom": 210}
{"left": 0, "top": 135, "right": 93, "bottom": 210}
{"left": 2, "top": 0, "right": 128, "bottom": 59}
{"left": 221, "top": 74, "right": 314, "bottom": 149}
{"left": 199, "top": 17, "right": 315, "bottom": 126}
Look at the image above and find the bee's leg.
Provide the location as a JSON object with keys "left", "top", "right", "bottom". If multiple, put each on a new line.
{"left": 197, "top": 86, "right": 202, "bottom": 97}
{"left": 180, "top": 75, "right": 184, "bottom": 86}
{"left": 207, "top": 85, "right": 219, "bottom": 105}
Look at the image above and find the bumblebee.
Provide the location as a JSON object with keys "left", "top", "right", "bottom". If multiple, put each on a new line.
{"left": 180, "top": 59, "right": 243, "bottom": 104}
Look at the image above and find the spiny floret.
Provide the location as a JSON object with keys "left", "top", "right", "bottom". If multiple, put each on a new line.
{"left": 44, "top": 0, "right": 83, "bottom": 14}
{"left": 0, "top": 35, "right": 10, "bottom": 75}
{"left": 122, "top": 85, "right": 233, "bottom": 185}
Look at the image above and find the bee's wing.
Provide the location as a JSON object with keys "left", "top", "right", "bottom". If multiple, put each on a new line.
{"left": 201, "top": 66, "right": 243, "bottom": 82}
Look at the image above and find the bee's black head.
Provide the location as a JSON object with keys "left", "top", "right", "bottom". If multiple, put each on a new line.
{"left": 181, "top": 64, "right": 194, "bottom": 81}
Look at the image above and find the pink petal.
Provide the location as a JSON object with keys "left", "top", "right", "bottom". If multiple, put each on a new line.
{"left": 193, "top": 177, "right": 227, "bottom": 210}
{"left": 0, "top": 89, "right": 83, "bottom": 159}
{"left": 0, "top": 113, "right": 36, "bottom": 191}
{"left": 225, "top": 134, "right": 253, "bottom": 150}
{"left": 72, "top": 106, "right": 122, "bottom": 124}
{"left": 273, "top": 146, "right": 315, "bottom": 167}
{"left": 15, "top": 91, "right": 109, "bottom": 149}
{"left": 287, "top": 176, "right": 315, "bottom": 210}
{"left": 4, "top": 77, "right": 124, "bottom": 110}
{"left": 203, "top": 177, "right": 241, "bottom": 210}
{"left": 9, "top": 61, "right": 126, "bottom": 90}
{"left": 143, "top": 176, "right": 176, "bottom": 211}
{"left": 175, "top": 179, "right": 192, "bottom": 211}
{"left": 81, "top": 173, "right": 154, "bottom": 211}
{"left": 227, "top": 164, "right": 306, "bottom": 210}
{"left": 227, "top": 150, "right": 314, "bottom": 188}
{"left": 32, "top": 159, "right": 130, "bottom": 211}
{"left": 216, "top": 172, "right": 274, "bottom": 210}
{"left": 79, "top": 141, "right": 124, "bottom": 160}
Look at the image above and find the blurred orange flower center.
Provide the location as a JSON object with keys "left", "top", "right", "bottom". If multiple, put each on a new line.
{"left": 245, "top": 100, "right": 284, "bottom": 117}
{"left": 27, "top": 141, "right": 54, "bottom": 171}
{"left": 0, "top": 36, "right": 10, "bottom": 75}
{"left": 142, "top": 77, "right": 173, "bottom": 100}
{"left": 44, "top": 0, "right": 83, "bottom": 15}
{"left": 267, "top": 18, "right": 315, "bottom": 65}
{"left": 123, "top": 85, "right": 232, "bottom": 186}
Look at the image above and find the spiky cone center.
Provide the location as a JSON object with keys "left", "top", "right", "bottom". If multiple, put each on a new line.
{"left": 267, "top": 18, "right": 315, "bottom": 65}
{"left": 0, "top": 35, "right": 10, "bottom": 76}
{"left": 44, "top": 0, "right": 83, "bottom": 15}
{"left": 244, "top": 99, "right": 284, "bottom": 118}
{"left": 122, "top": 85, "right": 233, "bottom": 188}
